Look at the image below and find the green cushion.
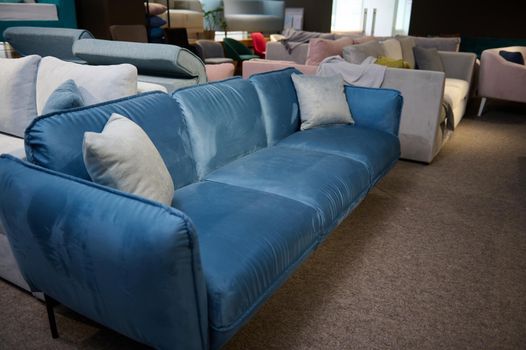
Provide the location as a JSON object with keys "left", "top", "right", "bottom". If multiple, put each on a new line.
{"left": 375, "top": 56, "right": 410, "bottom": 69}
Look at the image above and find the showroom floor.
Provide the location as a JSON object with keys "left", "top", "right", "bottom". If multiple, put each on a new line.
{"left": 1, "top": 100, "right": 525, "bottom": 349}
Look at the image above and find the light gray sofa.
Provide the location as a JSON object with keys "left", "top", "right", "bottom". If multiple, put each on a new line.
{"left": 245, "top": 36, "right": 476, "bottom": 163}
{"left": 223, "top": 0, "right": 284, "bottom": 33}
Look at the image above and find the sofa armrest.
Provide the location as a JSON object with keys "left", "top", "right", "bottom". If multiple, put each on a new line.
{"left": 0, "top": 155, "right": 208, "bottom": 350}
{"left": 381, "top": 68, "right": 445, "bottom": 163}
{"left": 439, "top": 51, "right": 476, "bottom": 84}
{"left": 266, "top": 41, "right": 308, "bottom": 64}
{"left": 345, "top": 85, "right": 403, "bottom": 137}
{"left": 479, "top": 49, "right": 526, "bottom": 102}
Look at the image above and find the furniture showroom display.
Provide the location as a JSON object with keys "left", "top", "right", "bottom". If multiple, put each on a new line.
{"left": 248, "top": 35, "right": 476, "bottom": 163}
{"left": 0, "top": 68, "right": 403, "bottom": 349}
{"left": 477, "top": 46, "right": 526, "bottom": 116}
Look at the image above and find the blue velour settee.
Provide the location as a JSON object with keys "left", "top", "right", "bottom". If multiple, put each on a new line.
{"left": 0, "top": 68, "right": 402, "bottom": 349}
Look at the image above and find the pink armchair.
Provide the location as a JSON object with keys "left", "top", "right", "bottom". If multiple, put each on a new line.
{"left": 478, "top": 47, "right": 526, "bottom": 116}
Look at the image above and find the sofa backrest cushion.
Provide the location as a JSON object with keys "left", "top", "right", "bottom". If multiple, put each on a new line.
{"left": 249, "top": 68, "right": 301, "bottom": 145}
{"left": 3, "top": 27, "right": 94, "bottom": 63}
{"left": 0, "top": 55, "right": 40, "bottom": 137}
{"left": 36, "top": 56, "right": 138, "bottom": 115}
{"left": 73, "top": 39, "right": 207, "bottom": 83}
{"left": 345, "top": 85, "right": 403, "bottom": 136}
{"left": 342, "top": 39, "right": 383, "bottom": 64}
{"left": 413, "top": 36, "right": 460, "bottom": 52}
{"left": 173, "top": 78, "right": 267, "bottom": 178}
{"left": 26, "top": 92, "right": 198, "bottom": 189}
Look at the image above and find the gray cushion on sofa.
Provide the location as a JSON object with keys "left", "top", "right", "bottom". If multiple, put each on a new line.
{"left": 413, "top": 47, "right": 444, "bottom": 72}
{"left": 73, "top": 39, "right": 206, "bottom": 83}
{"left": 342, "top": 40, "right": 384, "bottom": 64}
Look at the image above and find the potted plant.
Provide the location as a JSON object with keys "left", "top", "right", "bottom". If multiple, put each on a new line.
{"left": 202, "top": 5, "right": 227, "bottom": 39}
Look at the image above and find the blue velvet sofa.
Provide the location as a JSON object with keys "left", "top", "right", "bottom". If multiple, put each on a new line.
{"left": 0, "top": 68, "right": 402, "bottom": 349}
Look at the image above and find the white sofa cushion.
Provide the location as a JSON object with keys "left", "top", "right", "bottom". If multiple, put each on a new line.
{"left": 444, "top": 78, "right": 470, "bottom": 128}
{"left": 0, "top": 55, "right": 40, "bottom": 138}
{"left": 36, "top": 56, "right": 138, "bottom": 115}
{"left": 380, "top": 39, "right": 403, "bottom": 60}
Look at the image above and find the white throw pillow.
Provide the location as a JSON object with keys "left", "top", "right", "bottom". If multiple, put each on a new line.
{"left": 36, "top": 56, "right": 138, "bottom": 115}
{"left": 83, "top": 113, "right": 174, "bottom": 205}
{"left": 380, "top": 39, "right": 403, "bottom": 60}
{"left": 0, "top": 55, "right": 41, "bottom": 137}
{"left": 291, "top": 74, "right": 354, "bottom": 130}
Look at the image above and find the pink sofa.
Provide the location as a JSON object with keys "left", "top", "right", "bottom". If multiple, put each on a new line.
{"left": 477, "top": 47, "right": 526, "bottom": 116}
{"left": 206, "top": 63, "right": 235, "bottom": 81}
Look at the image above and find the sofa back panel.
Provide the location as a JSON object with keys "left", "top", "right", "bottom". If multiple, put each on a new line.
{"left": 73, "top": 39, "right": 207, "bottom": 83}
{"left": 173, "top": 78, "right": 267, "bottom": 179}
{"left": 4, "top": 27, "right": 93, "bottom": 63}
{"left": 249, "top": 68, "right": 301, "bottom": 145}
{"left": 345, "top": 85, "right": 403, "bottom": 136}
{"left": 26, "top": 92, "right": 198, "bottom": 189}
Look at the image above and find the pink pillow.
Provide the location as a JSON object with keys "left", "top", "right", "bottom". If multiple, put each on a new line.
{"left": 305, "top": 37, "right": 354, "bottom": 66}
{"left": 145, "top": 3, "right": 167, "bottom": 16}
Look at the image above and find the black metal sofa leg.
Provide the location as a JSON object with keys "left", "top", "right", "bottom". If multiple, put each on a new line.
{"left": 44, "top": 294, "right": 59, "bottom": 339}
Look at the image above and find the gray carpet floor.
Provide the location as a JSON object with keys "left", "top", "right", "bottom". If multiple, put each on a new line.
{"left": 1, "top": 100, "right": 525, "bottom": 349}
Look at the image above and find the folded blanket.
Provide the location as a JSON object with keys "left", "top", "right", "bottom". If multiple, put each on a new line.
{"left": 317, "top": 56, "right": 387, "bottom": 88}
{"left": 280, "top": 28, "right": 334, "bottom": 53}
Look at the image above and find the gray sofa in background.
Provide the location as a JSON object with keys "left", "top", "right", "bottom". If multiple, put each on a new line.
{"left": 223, "top": 0, "right": 284, "bottom": 33}
{"left": 73, "top": 39, "right": 207, "bottom": 92}
{"left": 246, "top": 35, "right": 476, "bottom": 163}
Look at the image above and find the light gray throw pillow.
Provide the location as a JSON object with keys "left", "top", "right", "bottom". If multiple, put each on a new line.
{"left": 342, "top": 40, "right": 384, "bottom": 64}
{"left": 291, "top": 74, "right": 354, "bottom": 130}
{"left": 83, "top": 113, "right": 174, "bottom": 205}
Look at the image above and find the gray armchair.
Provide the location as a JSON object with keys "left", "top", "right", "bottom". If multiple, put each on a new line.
{"left": 195, "top": 40, "right": 234, "bottom": 64}
{"left": 223, "top": 0, "right": 284, "bottom": 34}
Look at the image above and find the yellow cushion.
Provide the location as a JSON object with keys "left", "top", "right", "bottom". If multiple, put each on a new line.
{"left": 375, "top": 56, "right": 411, "bottom": 69}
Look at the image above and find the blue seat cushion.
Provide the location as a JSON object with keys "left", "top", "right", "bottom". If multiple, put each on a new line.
{"left": 277, "top": 125, "right": 400, "bottom": 184}
{"left": 205, "top": 147, "right": 370, "bottom": 233}
{"left": 172, "top": 181, "right": 321, "bottom": 347}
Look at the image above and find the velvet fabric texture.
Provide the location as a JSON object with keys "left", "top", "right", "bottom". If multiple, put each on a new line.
{"left": 12, "top": 68, "right": 403, "bottom": 350}
{"left": 42, "top": 79, "right": 85, "bottom": 115}
{"left": 172, "top": 78, "right": 267, "bottom": 178}
{"left": 26, "top": 92, "right": 198, "bottom": 189}
{"left": 83, "top": 113, "right": 175, "bottom": 205}
{"left": 291, "top": 74, "right": 353, "bottom": 130}
{"left": 249, "top": 68, "right": 301, "bottom": 145}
